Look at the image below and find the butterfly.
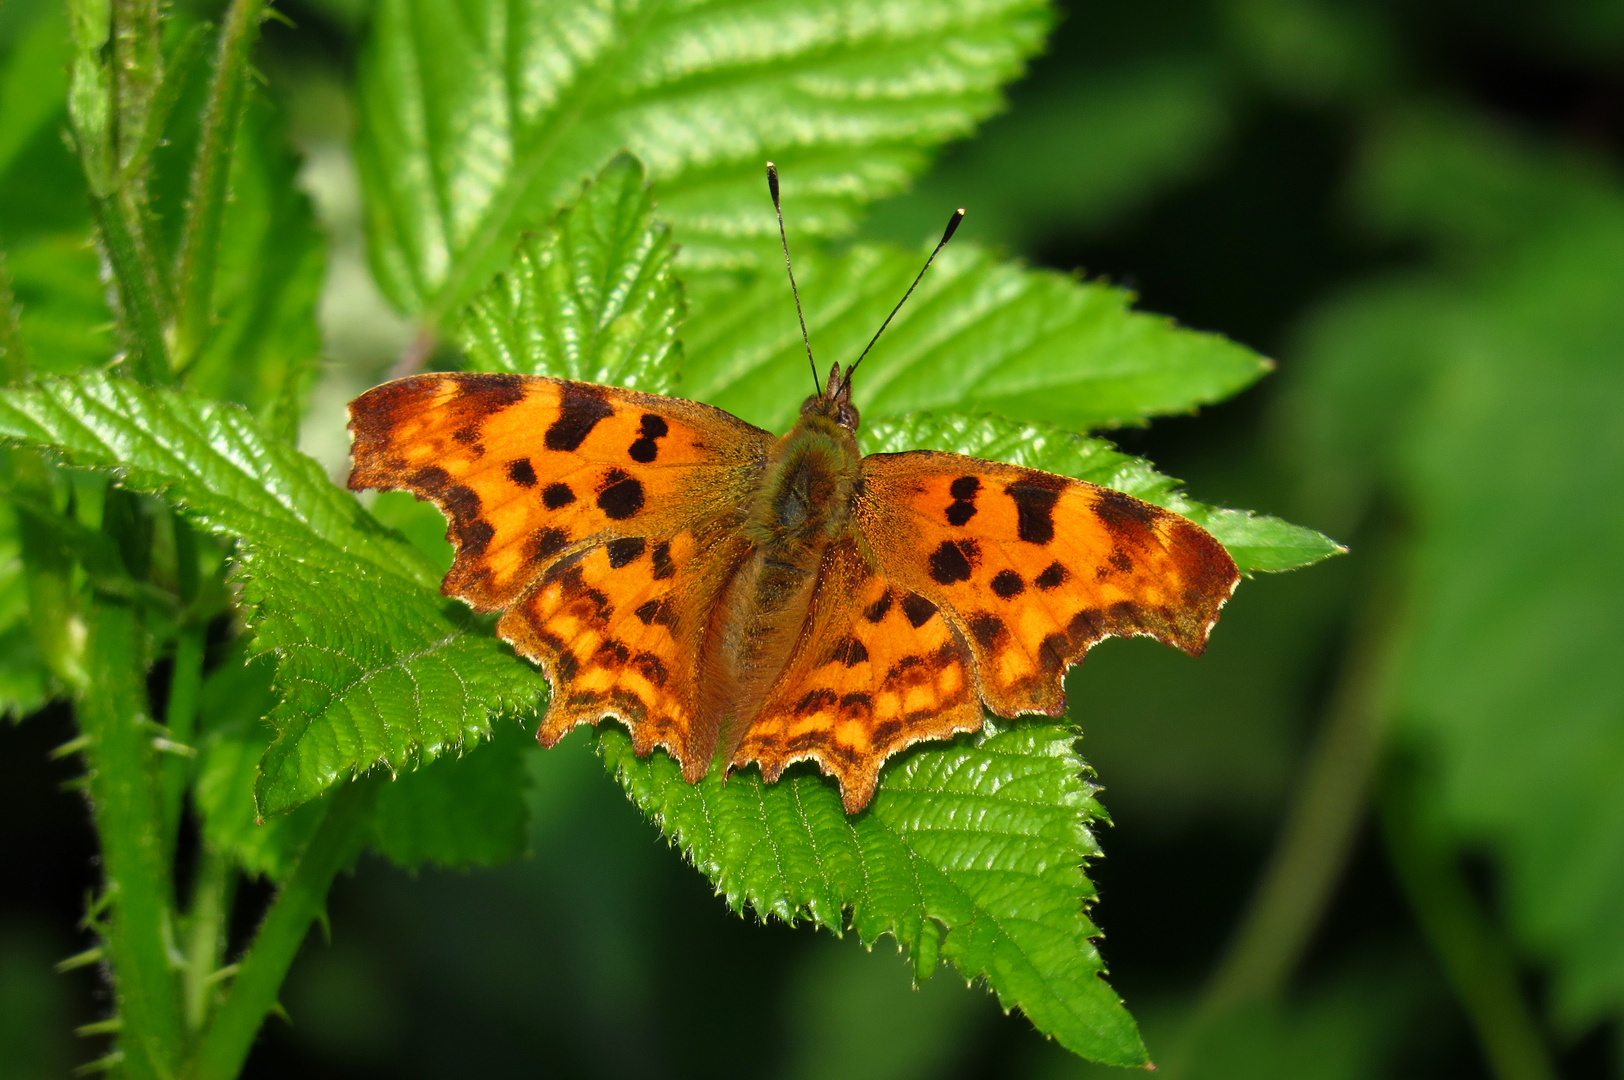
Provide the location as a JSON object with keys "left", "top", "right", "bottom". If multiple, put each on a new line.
{"left": 347, "top": 165, "right": 1239, "bottom": 813}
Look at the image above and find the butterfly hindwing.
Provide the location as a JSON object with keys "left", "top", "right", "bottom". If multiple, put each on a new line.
{"left": 348, "top": 373, "right": 773, "bottom": 772}
{"left": 731, "top": 540, "right": 981, "bottom": 812}
{"left": 854, "top": 451, "right": 1239, "bottom": 719}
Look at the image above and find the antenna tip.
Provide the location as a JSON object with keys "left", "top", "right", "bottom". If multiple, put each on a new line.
{"left": 942, "top": 208, "right": 965, "bottom": 243}
{"left": 766, "top": 161, "right": 776, "bottom": 170}
{"left": 766, "top": 162, "right": 780, "bottom": 202}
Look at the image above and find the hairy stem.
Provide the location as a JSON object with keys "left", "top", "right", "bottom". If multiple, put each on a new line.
{"left": 92, "top": 192, "right": 172, "bottom": 383}
{"left": 183, "top": 848, "right": 237, "bottom": 1033}
{"left": 172, "top": 0, "right": 265, "bottom": 371}
{"left": 1380, "top": 767, "right": 1559, "bottom": 1080}
{"left": 160, "top": 622, "right": 206, "bottom": 856}
{"left": 1194, "top": 543, "right": 1407, "bottom": 1019}
{"left": 79, "top": 596, "right": 186, "bottom": 1079}
{"left": 192, "top": 777, "right": 379, "bottom": 1080}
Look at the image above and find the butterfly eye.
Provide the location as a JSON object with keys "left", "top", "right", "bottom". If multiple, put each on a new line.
{"left": 837, "top": 403, "right": 859, "bottom": 430}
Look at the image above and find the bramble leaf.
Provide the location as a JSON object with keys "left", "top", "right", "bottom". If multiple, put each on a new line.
{"left": 357, "top": 0, "right": 1050, "bottom": 323}
{"left": 460, "top": 154, "right": 683, "bottom": 395}
{"left": 0, "top": 374, "right": 545, "bottom": 815}
{"left": 601, "top": 719, "right": 1148, "bottom": 1066}
{"left": 680, "top": 243, "right": 1270, "bottom": 433}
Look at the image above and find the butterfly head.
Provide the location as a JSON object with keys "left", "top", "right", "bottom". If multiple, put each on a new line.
{"left": 802, "top": 360, "right": 860, "bottom": 431}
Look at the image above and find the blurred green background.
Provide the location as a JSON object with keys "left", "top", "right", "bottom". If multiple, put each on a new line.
{"left": 3, "top": 0, "right": 1621, "bottom": 1076}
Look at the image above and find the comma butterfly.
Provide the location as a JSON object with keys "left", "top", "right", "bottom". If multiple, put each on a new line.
{"left": 347, "top": 165, "right": 1239, "bottom": 812}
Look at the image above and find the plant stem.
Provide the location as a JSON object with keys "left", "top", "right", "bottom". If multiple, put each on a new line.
{"left": 0, "top": 240, "right": 29, "bottom": 383}
{"left": 92, "top": 192, "right": 172, "bottom": 384}
{"left": 171, "top": 0, "right": 265, "bottom": 371}
{"left": 1380, "top": 767, "right": 1559, "bottom": 1080}
{"left": 160, "top": 622, "right": 206, "bottom": 857}
{"left": 1193, "top": 545, "right": 1407, "bottom": 1019}
{"left": 192, "top": 777, "right": 379, "bottom": 1080}
{"left": 182, "top": 848, "right": 237, "bottom": 1033}
{"left": 79, "top": 595, "right": 186, "bottom": 1080}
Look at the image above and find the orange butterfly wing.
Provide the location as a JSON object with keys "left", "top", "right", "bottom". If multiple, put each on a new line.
{"left": 348, "top": 372, "right": 772, "bottom": 773}
{"left": 854, "top": 451, "right": 1239, "bottom": 718}
{"left": 729, "top": 540, "right": 982, "bottom": 812}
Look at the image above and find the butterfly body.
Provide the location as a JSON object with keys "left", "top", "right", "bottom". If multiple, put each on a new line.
{"left": 348, "top": 368, "right": 1238, "bottom": 812}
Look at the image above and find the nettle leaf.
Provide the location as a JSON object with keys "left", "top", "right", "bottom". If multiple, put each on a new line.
{"left": 679, "top": 243, "right": 1269, "bottom": 433}
{"left": 357, "top": 0, "right": 1050, "bottom": 324}
{"left": 461, "top": 154, "right": 683, "bottom": 395}
{"left": 864, "top": 413, "right": 1342, "bottom": 573}
{"left": 0, "top": 374, "right": 545, "bottom": 816}
{"left": 602, "top": 719, "right": 1146, "bottom": 1066}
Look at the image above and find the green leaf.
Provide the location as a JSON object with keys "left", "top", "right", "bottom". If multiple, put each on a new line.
{"left": 194, "top": 652, "right": 325, "bottom": 879}
{"left": 864, "top": 58, "right": 1232, "bottom": 251}
{"left": 864, "top": 413, "right": 1342, "bottom": 573}
{"left": 600, "top": 718, "right": 1149, "bottom": 1067}
{"left": 2, "top": 234, "right": 114, "bottom": 374}
{"left": 0, "top": 5, "right": 72, "bottom": 184}
{"left": 196, "top": 647, "right": 532, "bottom": 877}
{"left": 356, "top": 0, "right": 1050, "bottom": 323}
{"left": 182, "top": 95, "right": 327, "bottom": 442}
{"left": 370, "top": 727, "right": 531, "bottom": 870}
{"left": 460, "top": 154, "right": 683, "bottom": 395}
{"left": 1288, "top": 196, "right": 1624, "bottom": 1027}
{"left": 0, "top": 373, "right": 545, "bottom": 815}
{"left": 679, "top": 243, "right": 1270, "bottom": 433}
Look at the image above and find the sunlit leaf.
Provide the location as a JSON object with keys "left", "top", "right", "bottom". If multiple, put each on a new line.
{"left": 357, "top": 0, "right": 1050, "bottom": 323}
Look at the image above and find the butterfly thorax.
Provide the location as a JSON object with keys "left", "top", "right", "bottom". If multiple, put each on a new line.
{"left": 702, "top": 394, "right": 863, "bottom": 757}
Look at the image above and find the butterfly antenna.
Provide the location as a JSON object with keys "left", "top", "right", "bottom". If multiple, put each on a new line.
{"left": 839, "top": 208, "right": 965, "bottom": 396}
{"left": 766, "top": 162, "right": 821, "bottom": 395}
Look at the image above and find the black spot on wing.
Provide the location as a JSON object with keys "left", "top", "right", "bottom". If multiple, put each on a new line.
{"left": 1094, "top": 487, "right": 1160, "bottom": 545}
{"left": 1034, "top": 561, "right": 1069, "bottom": 590}
{"left": 606, "top": 537, "right": 645, "bottom": 568}
{"left": 945, "top": 475, "right": 980, "bottom": 527}
{"left": 545, "top": 383, "right": 614, "bottom": 452}
{"left": 864, "top": 590, "right": 894, "bottom": 623}
{"left": 826, "top": 636, "right": 869, "bottom": 667}
{"left": 991, "top": 569, "right": 1025, "bottom": 599}
{"left": 900, "top": 593, "right": 937, "bottom": 628}
{"left": 633, "top": 652, "right": 669, "bottom": 686}
{"left": 649, "top": 540, "right": 675, "bottom": 580}
{"left": 968, "top": 613, "right": 1006, "bottom": 649}
{"left": 1006, "top": 475, "right": 1064, "bottom": 545}
{"left": 634, "top": 598, "right": 677, "bottom": 628}
{"left": 527, "top": 527, "right": 570, "bottom": 562}
{"left": 928, "top": 540, "right": 977, "bottom": 585}
{"left": 410, "top": 465, "right": 451, "bottom": 495}
{"left": 508, "top": 458, "right": 537, "bottom": 487}
{"left": 628, "top": 414, "right": 669, "bottom": 463}
{"left": 542, "top": 482, "right": 575, "bottom": 509}
{"left": 597, "top": 469, "right": 645, "bottom": 520}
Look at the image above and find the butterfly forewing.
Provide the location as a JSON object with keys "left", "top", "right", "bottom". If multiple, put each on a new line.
{"left": 853, "top": 451, "right": 1240, "bottom": 719}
